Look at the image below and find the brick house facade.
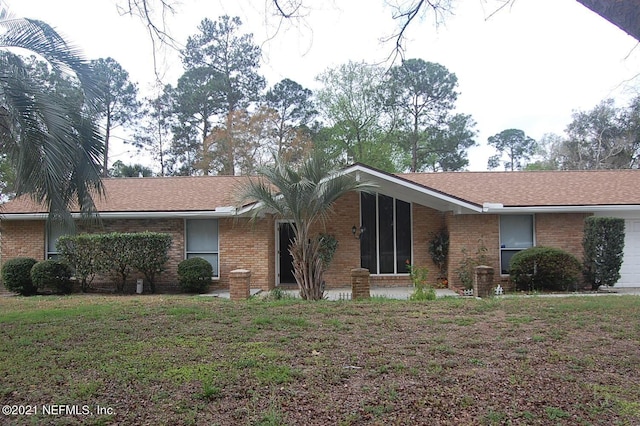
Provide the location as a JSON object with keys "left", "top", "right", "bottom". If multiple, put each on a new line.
{"left": 2, "top": 164, "right": 640, "bottom": 292}
{"left": 446, "top": 212, "right": 592, "bottom": 291}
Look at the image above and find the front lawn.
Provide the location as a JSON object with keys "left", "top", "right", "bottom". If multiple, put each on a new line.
{"left": 0, "top": 295, "right": 639, "bottom": 425}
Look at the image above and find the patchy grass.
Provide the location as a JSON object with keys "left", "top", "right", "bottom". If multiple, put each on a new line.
{"left": 0, "top": 294, "right": 639, "bottom": 425}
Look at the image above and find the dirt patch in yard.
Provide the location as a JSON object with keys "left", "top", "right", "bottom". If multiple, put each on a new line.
{"left": 0, "top": 295, "right": 639, "bottom": 425}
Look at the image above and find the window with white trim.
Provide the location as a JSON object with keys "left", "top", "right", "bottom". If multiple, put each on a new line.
{"left": 360, "top": 193, "right": 412, "bottom": 274}
{"left": 499, "top": 215, "right": 534, "bottom": 274}
{"left": 185, "top": 219, "right": 219, "bottom": 278}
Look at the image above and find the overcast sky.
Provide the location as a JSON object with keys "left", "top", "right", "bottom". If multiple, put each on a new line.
{"left": 9, "top": 0, "right": 640, "bottom": 171}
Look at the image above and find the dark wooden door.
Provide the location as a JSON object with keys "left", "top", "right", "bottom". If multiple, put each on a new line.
{"left": 278, "top": 222, "right": 296, "bottom": 285}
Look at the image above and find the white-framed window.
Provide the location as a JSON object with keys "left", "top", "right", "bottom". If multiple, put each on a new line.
{"left": 185, "top": 219, "right": 219, "bottom": 278}
{"left": 499, "top": 214, "right": 534, "bottom": 274}
{"left": 360, "top": 192, "right": 412, "bottom": 275}
{"left": 46, "top": 222, "right": 73, "bottom": 259}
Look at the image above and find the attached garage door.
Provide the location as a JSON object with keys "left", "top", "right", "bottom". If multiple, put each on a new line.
{"left": 617, "top": 219, "right": 640, "bottom": 287}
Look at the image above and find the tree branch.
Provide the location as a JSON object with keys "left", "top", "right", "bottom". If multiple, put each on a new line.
{"left": 115, "top": 0, "right": 181, "bottom": 82}
{"left": 272, "top": 0, "right": 304, "bottom": 18}
{"left": 381, "top": 0, "right": 453, "bottom": 64}
{"left": 483, "top": 0, "right": 517, "bottom": 20}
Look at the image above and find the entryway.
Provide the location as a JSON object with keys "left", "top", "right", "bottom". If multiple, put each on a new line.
{"left": 277, "top": 222, "right": 296, "bottom": 285}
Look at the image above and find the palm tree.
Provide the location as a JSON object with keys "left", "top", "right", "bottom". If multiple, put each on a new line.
{"left": 0, "top": 6, "right": 103, "bottom": 223}
{"left": 240, "top": 154, "right": 374, "bottom": 300}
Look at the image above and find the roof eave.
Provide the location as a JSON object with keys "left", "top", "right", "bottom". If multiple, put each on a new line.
{"left": 1, "top": 208, "right": 239, "bottom": 221}
{"left": 482, "top": 204, "right": 640, "bottom": 214}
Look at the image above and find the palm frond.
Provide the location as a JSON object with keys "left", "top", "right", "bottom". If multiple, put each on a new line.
{"left": 0, "top": 14, "right": 94, "bottom": 88}
{"left": 237, "top": 154, "right": 377, "bottom": 300}
{"left": 0, "top": 9, "right": 104, "bottom": 228}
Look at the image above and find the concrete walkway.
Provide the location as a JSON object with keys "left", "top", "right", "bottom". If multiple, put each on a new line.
{"left": 202, "top": 288, "right": 264, "bottom": 298}
{"left": 514, "top": 286, "right": 640, "bottom": 298}
{"left": 204, "top": 286, "right": 458, "bottom": 300}
{"left": 204, "top": 286, "right": 640, "bottom": 300}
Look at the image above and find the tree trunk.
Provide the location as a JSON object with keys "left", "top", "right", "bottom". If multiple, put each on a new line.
{"left": 290, "top": 233, "right": 325, "bottom": 301}
{"left": 157, "top": 119, "right": 166, "bottom": 176}
{"left": 224, "top": 110, "right": 235, "bottom": 175}
{"left": 102, "top": 114, "right": 111, "bottom": 177}
{"left": 411, "top": 102, "right": 420, "bottom": 172}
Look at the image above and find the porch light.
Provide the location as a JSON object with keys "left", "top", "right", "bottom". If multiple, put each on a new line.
{"left": 352, "top": 225, "right": 366, "bottom": 239}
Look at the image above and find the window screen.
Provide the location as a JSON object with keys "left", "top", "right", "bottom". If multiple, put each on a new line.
{"left": 47, "top": 222, "right": 73, "bottom": 259}
{"left": 500, "top": 215, "right": 533, "bottom": 248}
{"left": 499, "top": 215, "right": 534, "bottom": 274}
{"left": 186, "top": 219, "right": 219, "bottom": 277}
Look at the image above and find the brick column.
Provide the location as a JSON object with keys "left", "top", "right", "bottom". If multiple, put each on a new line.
{"left": 229, "top": 269, "right": 251, "bottom": 301}
{"left": 474, "top": 266, "right": 494, "bottom": 298}
{"left": 351, "top": 268, "right": 370, "bottom": 300}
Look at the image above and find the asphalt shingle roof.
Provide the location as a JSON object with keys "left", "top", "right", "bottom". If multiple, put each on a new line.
{"left": 0, "top": 175, "right": 251, "bottom": 214}
{"left": 399, "top": 169, "right": 640, "bottom": 207}
{"left": 2, "top": 168, "right": 640, "bottom": 215}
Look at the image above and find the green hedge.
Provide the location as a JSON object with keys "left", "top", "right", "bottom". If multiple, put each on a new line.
{"left": 130, "top": 232, "right": 172, "bottom": 294}
{"left": 57, "top": 234, "right": 102, "bottom": 292}
{"left": 583, "top": 217, "right": 625, "bottom": 290}
{"left": 57, "top": 232, "right": 172, "bottom": 293}
{"left": 509, "top": 246, "right": 582, "bottom": 292}
{"left": 30, "top": 260, "right": 73, "bottom": 294}
{"left": 1, "top": 257, "right": 38, "bottom": 296}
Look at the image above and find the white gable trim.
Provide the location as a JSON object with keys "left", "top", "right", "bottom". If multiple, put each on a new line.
{"left": 340, "top": 164, "right": 483, "bottom": 213}
{"left": 482, "top": 204, "right": 640, "bottom": 214}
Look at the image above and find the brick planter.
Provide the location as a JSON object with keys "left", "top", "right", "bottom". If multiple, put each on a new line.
{"left": 351, "top": 268, "right": 370, "bottom": 299}
{"left": 473, "top": 265, "right": 494, "bottom": 298}
{"left": 229, "top": 269, "right": 251, "bottom": 301}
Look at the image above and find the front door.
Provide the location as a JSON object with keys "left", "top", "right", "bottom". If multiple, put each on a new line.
{"left": 278, "top": 222, "right": 296, "bottom": 285}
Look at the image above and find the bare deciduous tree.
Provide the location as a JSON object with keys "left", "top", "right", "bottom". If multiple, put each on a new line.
{"left": 119, "top": 0, "right": 640, "bottom": 72}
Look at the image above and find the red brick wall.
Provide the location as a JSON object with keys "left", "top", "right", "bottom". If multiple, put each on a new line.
{"left": 446, "top": 212, "right": 591, "bottom": 292}
{"left": 0, "top": 200, "right": 465, "bottom": 294}
{"left": 316, "top": 192, "right": 362, "bottom": 288}
{"left": 1, "top": 215, "right": 287, "bottom": 293}
{"left": 1, "top": 220, "right": 46, "bottom": 262}
{"left": 219, "top": 216, "right": 274, "bottom": 291}
{"left": 446, "top": 213, "right": 500, "bottom": 291}
{"left": 411, "top": 203, "right": 446, "bottom": 285}
{"left": 535, "top": 213, "right": 590, "bottom": 260}
{"left": 535, "top": 212, "right": 591, "bottom": 289}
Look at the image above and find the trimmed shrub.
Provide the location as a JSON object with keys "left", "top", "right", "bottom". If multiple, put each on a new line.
{"left": 58, "top": 232, "right": 172, "bottom": 293}
{"left": 1, "top": 257, "right": 38, "bottom": 296}
{"left": 30, "top": 260, "right": 73, "bottom": 294}
{"left": 583, "top": 217, "right": 625, "bottom": 290}
{"left": 97, "top": 232, "right": 136, "bottom": 293}
{"left": 509, "top": 246, "right": 582, "bottom": 292}
{"left": 57, "top": 234, "right": 102, "bottom": 292}
{"left": 129, "top": 232, "right": 172, "bottom": 293}
{"left": 178, "top": 257, "right": 213, "bottom": 293}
